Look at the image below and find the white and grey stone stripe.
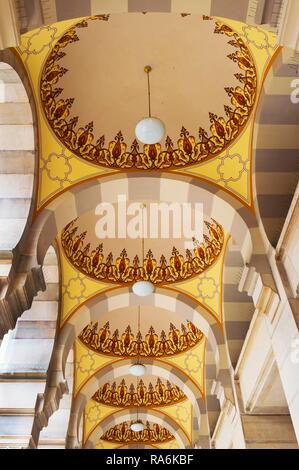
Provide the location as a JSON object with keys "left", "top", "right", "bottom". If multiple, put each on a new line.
{"left": 254, "top": 48, "right": 299, "bottom": 247}
{"left": 16, "top": 0, "right": 273, "bottom": 34}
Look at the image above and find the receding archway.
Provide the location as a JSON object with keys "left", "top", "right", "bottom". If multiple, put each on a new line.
{"left": 66, "top": 357, "right": 208, "bottom": 448}
{"left": 84, "top": 408, "right": 190, "bottom": 449}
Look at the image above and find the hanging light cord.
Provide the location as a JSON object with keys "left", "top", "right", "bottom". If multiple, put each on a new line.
{"left": 138, "top": 305, "right": 141, "bottom": 337}
{"left": 144, "top": 65, "right": 152, "bottom": 118}
{"left": 136, "top": 373, "right": 139, "bottom": 423}
{"left": 138, "top": 203, "right": 145, "bottom": 369}
{"left": 136, "top": 332, "right": 140, "bottom": 424}
{"left": 136, "top": 201, "right": 146, "bottom": 426}
{"left": 137, "top": 305, "right": 141, "bottom": 366}
{"left": 147, "top": 70, "right": 151, "bottom": 118}
{"left": 141, "top": 202, "right": 146, "bottom": 261}
{"left": 142, "top": 233, "right": 145, "bottom": 264}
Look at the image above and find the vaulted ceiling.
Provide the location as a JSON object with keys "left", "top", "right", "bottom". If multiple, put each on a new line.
{"left": 12, "top": 11, "right": 285, "bottom": 448}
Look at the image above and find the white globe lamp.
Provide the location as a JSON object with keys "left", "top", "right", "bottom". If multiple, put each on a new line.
{"left": 135, "top": 65, "right": 166, "bottom": 145}
{"left": 135, "top": 117, "right": 165, "bottom": 145}
{"left": 132, "top": 280, "right": 154, "bottom": 297}
{"left": 130, "top": 363, "right": 146, "bottom": 377}
{"left": 130, "top": 421, "right": 144, "bottom": 432}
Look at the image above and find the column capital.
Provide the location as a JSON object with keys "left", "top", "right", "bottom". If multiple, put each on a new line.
{"left": 239, "top": 265, "right": 280, "bottom": 320}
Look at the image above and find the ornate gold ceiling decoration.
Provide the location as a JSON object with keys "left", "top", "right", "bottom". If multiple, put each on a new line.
{"left": 92, "top": 378, "right": 186, "bottom": 408}
{"left": 79, "top": 320, "right": 203, "bottom": 358}
{"left": 101, "top": 421, "right": 174, "bottom": 444}
{"left": 61, "top": 219, "right": 224, "bottom": 285}
{"left": 40, "top": 16, "right": 256, "bottom": 170}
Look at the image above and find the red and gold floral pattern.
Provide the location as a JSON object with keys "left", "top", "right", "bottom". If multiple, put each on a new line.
{"left": 93, "top": 378, "right": 186, "bottom": 407}
{"left": 61, "top": 218, "right": 224, "bottom": 285}
{"left": 101, "top": 421, "right": 174, "bottom": 444}
{"left": 79, "top": 321, "right": 203, "bottom": 358}
{"left": 40, "top": 16, "right": 257, "bottom": 170}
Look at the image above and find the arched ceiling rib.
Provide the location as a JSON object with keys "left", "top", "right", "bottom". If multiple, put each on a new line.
{"left": 33, "top": 174, "right": 254, "bottom": 268}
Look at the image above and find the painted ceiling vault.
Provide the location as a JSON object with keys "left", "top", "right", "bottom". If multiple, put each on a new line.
{"left": 17, "top": 12, "right": 277, "bottom": 211}
{"left": 13, "top": 11, "right": 280, "bottom": 449}
{"left": 40, "top": 14, "right": 256, "bottom": 170}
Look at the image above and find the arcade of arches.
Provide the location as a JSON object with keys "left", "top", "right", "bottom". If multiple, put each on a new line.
{"left": 0, "top": 0, "right": 298, "bottom": 450}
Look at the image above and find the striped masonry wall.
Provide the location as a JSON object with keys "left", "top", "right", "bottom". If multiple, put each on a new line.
{"left": 254, "top": 47, "right": 299, "bottom": 247}
{"left": 15, "top": 0, "right": 280, "bottom": 33}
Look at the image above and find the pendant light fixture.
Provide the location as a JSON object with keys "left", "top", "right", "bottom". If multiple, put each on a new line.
{"left": 130, "top": 375, "right": 145, "bottom": 432}
{"left": 132, "top": 204, "right": 154, "bottom": 297}
{"left": 130, "top": 363, "right": 146, "bottom": 376}
{"left": 135, "top": 65, "right": 165, "bottom": 145}
{"left": 130, "top": 421, "right": 144, "bottom": 432}
{"left": 130, "top": 305, "right": 146, "bottom": 377}
{"left": 132, "top": 280, "right": 154, "bottom": 297}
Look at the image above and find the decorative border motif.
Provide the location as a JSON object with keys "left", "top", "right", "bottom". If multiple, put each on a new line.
{"left": 61, "top": 219, "right": 224, "bottom": 285}
{"left": 101, "top": 421, "right": 174, "bottom": 444}
{"left": 92, "top": 378, "right": 186, "bottom": 407}
{"left": 40, "top": 16, "right": 257, "bottom": 170}
{"left": 79, "top": 320, "right": 203, "bottom": 358}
